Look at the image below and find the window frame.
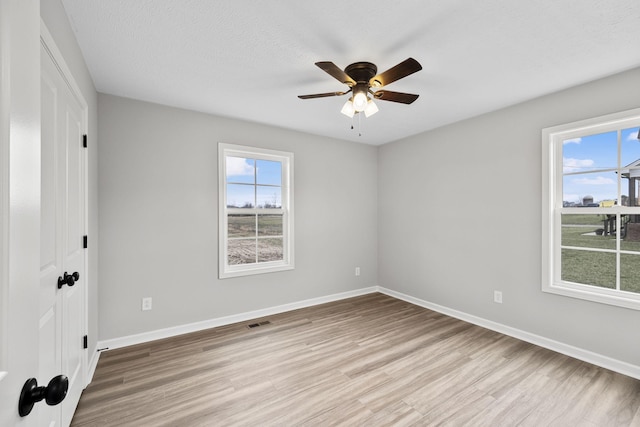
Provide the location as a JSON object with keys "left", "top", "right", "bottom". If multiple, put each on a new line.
{"left": 542, "top": 107, "right": 640, "bottom": 310}
{"left": 218, "top": 143, "right": 294, "bottom": 279}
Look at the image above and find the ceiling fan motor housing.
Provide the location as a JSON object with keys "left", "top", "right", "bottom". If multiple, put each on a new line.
{"left": 344, "top": 62, "right": 378, "bottom": 85}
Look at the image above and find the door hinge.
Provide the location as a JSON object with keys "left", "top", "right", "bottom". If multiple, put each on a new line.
{"left": 83, "top": 134, "right": 87, "bottom": 148}
{"left": 83, "top": 335, "right": 88, "bottom": 349}
{"left": 83, "top": 235, "right": 88, "bottom": 249}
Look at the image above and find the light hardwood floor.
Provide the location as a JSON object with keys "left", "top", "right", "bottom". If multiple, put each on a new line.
{"left": 71, "top": 293, "right": 640, "bottom": 426}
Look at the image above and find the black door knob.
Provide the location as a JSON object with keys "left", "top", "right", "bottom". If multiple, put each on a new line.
{"left": 57, "top": 271, "right": 79, "bottom": 289}
{"left": 18, "top": 375, "right": 68, "bottom": 417}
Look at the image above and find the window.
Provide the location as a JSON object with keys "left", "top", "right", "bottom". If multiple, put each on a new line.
{"left": 218, "top": 143, "right": 294, "bottom": 278}
{"left": 542, "top": 107, "right": 640, "bottom": 310}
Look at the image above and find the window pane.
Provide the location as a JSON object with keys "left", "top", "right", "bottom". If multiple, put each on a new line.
{"left": 562, "top": 171, "right": 617, "bottom": 207}
{"left": 257, "top": 186, "right": 281, "bottom": 208}
{"left": 228, "top": 239, "right": 256, "bottom": 265}
{"left": 227, "top": 184, "right": 255, "bottom": 208}
{"left": 621, "top": 220, "right": 640, "bottom": 253}
{"left": 561, "top": 214, "right": 616, "bottom": 250}
{"left": 258, "top": 238, "right": 283, "bottom": 262}
{"left": 228, "top": 214, "right": 255, "bottom": 238}
{"left": 621, "top": 127, "right": 640, "bottom": 167}
{"left": 258, "top": 214, "right": 282, "bottom": 236}
{"left": 620, "top": 170, "right": 639, "bottom": 207}
{"left": 561, "top": 249, "right": 615, "bottom": 289}
{"left": 256, "top": 160, "right": 282, "bottom": 186}
{"left": 562, "top": 131, "right": 617, "bottom": 173}
{"left": 620, "top": 253, "right": 640, "bottom": 294}
{"left": 226, "top": 157, "right": 255, "bottom": 184}
{"left": 621, "top": 178, "right": 640, "bottom": 211}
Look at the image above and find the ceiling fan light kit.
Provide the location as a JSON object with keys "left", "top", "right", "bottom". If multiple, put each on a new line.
{"left": 340, "top": 99, "right": 356, "bottom": 117}
{"left": 364, "top": 99, "right": 379, "bottom": 118}
{"left": 299, "top": 58, "right": 422, "bottom": 122}
{"left": 352, "top": 89, "right": 368, "bottom": 112}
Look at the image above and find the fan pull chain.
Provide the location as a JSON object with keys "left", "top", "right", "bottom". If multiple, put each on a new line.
{"left": 348, "top": 112, "right": 364, "bottom": 137}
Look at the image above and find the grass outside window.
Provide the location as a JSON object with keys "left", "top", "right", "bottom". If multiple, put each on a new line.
{"left": 561, "top": 214, "right": 640, "bottom": 294}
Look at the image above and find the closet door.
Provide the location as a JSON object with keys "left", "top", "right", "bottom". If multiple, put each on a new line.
{"left": 59, "top": 60, "right": 86, "bottom": 427}
{"left": 40, "top": 42, "right": 86, "bottom": 427}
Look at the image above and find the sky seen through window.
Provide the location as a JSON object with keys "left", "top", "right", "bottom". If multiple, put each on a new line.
{"left": 562, "top": 127, "right": 640, "bottom": 204}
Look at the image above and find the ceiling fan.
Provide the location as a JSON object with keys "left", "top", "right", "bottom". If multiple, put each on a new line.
{"left": 298, "top": 58, "right": 422, "bottom": 118}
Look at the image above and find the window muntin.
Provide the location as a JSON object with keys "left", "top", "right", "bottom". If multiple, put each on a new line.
{"left": 542, "top": 108, "right": 640, "bottom": 310}
{"left": 219, "top": 144, "right": 293, "bottom": 278}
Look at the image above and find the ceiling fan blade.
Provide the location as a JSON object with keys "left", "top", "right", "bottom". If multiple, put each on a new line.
{"left": 315, "top": 62, "right": 356, "bottom": 86}
{"left": 298, "top": 90, "right": 349, "bottom": 99}
{"left": 370, "top": 58, "right": 422, "bottom": 88}
{"left": 373, "top": 90, "right": 419, "bottom": 104}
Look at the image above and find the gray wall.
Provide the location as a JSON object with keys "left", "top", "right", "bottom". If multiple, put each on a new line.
{"left": 98, "top": 94, "right": 378, "bottom": 340}
{"left": 37, "top": 0, "right": 640, "bottom": 381}
{"left": 379, "top": 67, "right": 640, "bottom": 366}
{"left": 40, "top": 0, "right": 100, "bottom": 355}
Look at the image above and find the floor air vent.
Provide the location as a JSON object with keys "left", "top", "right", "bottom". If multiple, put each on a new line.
{"left": 247, "top": 320, "right": 271, "bottom": 329}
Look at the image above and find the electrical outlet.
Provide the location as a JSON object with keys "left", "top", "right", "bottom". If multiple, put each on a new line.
{"left": 142, "top": 297, "right": 152, "bottom": 311}
{"left": 493, "top": 291, "right": 503, "bottom": 304}
{"left": 355, "top": 267, "right": 361, "bottom": 276}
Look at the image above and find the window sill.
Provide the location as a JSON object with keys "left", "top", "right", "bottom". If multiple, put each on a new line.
{"left": 543, "top": 281, "right": 640, "bottom": 311}
{"left": 219, "top": 263, "right": 294, "bottom": 279}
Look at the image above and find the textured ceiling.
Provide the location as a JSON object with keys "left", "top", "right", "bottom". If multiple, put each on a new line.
{"left": 61, "top": 0, "right": 640, "bottom": 145}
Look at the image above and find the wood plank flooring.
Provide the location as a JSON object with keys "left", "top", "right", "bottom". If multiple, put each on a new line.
{"left": 71, "top": 293, "right": 640, "bottom": 426}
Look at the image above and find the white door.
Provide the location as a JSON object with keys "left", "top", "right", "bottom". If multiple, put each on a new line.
{"left": 0, "top": 0, "right": 42, "bottom": 425}
{"left": 40, "top": 40, "right": 86, "bottom": 427}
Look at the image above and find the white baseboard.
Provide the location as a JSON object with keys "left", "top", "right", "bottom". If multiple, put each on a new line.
{"left": 97, "top": 287, "right": 378, "bottom": 352}
{"left": 377, "top": 286, "right": 640, "bottom": 381}
{"left": 94, "top": 285, "right": 639, "bottom": 381}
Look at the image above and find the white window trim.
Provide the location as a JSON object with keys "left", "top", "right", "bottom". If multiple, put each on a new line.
{"left": 218, "top": 143, "right": 294, "bottom": 279}
{"left": 542, "top": 107, "right": 640, "bottom": 310}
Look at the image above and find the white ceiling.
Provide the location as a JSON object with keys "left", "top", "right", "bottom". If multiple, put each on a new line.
{"left": 61, "top": 0, "right": 640, "bottom": 146}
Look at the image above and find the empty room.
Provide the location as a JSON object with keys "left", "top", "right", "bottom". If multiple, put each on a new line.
{"left": 2, "top": 0, "right": 640, "bottom": 425}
